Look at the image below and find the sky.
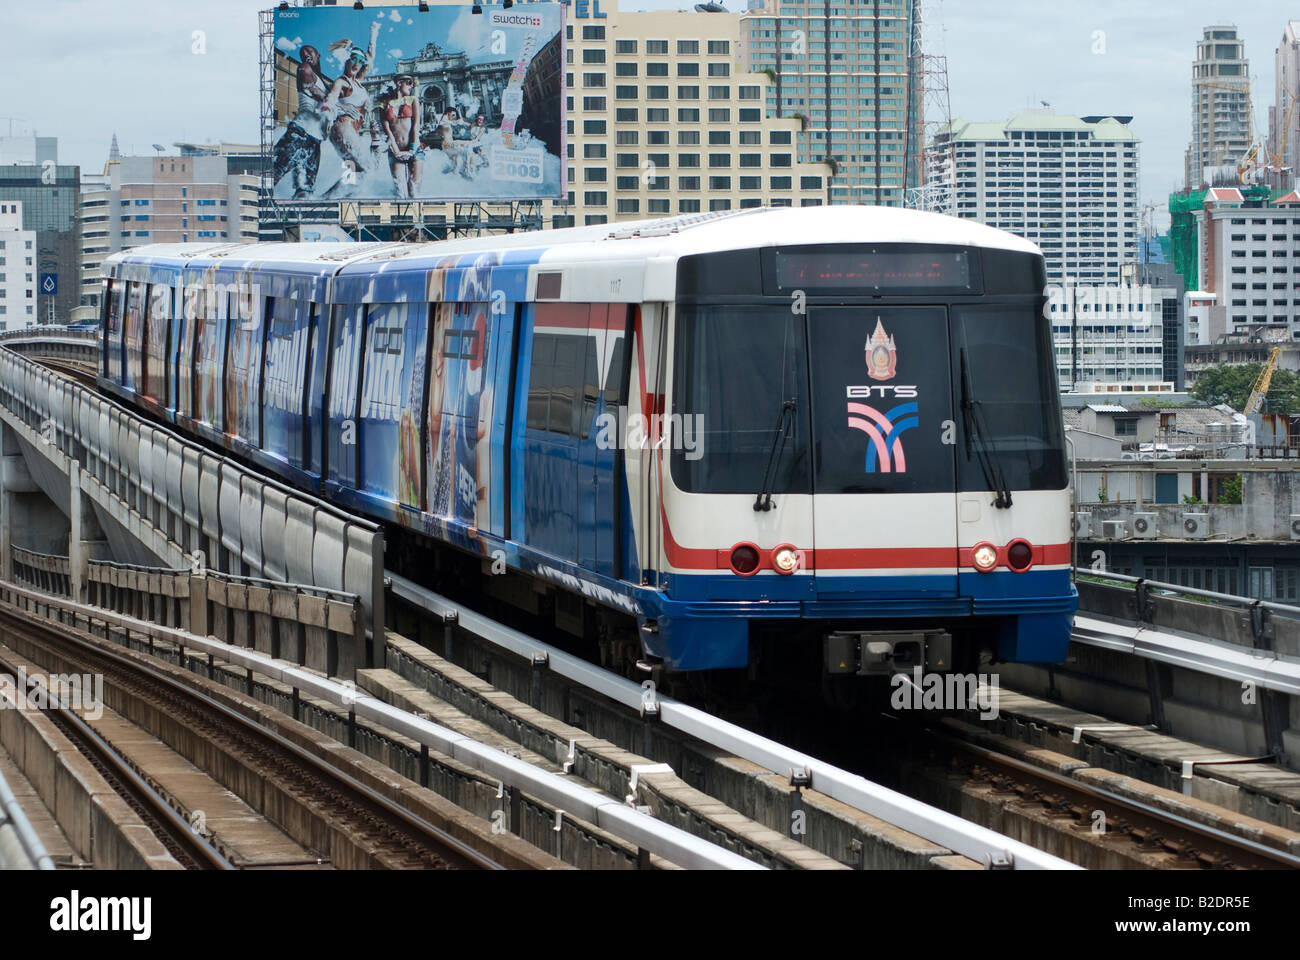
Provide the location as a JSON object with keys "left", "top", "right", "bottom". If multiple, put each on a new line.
{"left": 0, "top": 0, "right": 1293, "bottom": 216}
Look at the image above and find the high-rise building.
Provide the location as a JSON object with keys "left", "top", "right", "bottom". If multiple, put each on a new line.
{"left": 0, "top": 136, "right": 80, "bottom": 324}
{"left": 932, "top": 110, "right": 1140, "bottom": 284}
{"left": 76, "top": 151, "right": 259, "bottom": 319}
{"left": 1187, "top": 26, "right": 1252, "bottom": 189}
{"left": 927, "top": 109, "right": 1145, "bottom": 390}
{"left": 0, "top": 201, "right": 38, "bottom": 332}
{"left": 1269, "top": 21, "right": 1300, "bottom": 187}
{"left": 738, "top": 0, "right": 919, "bottom": 206}
{"left": 549, "top": 3, "right": 829, "bottom": 225}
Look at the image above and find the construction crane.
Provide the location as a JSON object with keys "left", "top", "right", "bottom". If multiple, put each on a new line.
{"left": 1243, "top": 345, "right": 1281, "bottom": 416}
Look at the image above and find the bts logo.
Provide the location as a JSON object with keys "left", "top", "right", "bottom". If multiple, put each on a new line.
{"left": 848, "top": 401, "right": 918, "bottom": 473}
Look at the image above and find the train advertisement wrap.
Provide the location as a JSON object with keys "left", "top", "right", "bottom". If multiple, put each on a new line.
{"left": 272, "top": 3, "right": 564, "bottom": 201}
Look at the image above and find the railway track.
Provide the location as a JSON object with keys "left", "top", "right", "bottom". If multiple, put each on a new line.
{"left": 0, "top": 602, "right": 502, "bottom": 870}
{"left": 919, "top": 723, "right": 1300, "bottom": 870}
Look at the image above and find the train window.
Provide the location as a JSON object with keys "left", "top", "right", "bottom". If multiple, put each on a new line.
{"left": 225, "top": 288, "right": 263, "bottom": 446}
{"left": 527, "top": 304, "right": 601, "bottom": 438}
{"left": 327, "top": 303, "right": 365, "bottom": 487}
{"left": 176, "top": 282, "right": 200, "bottom": 420}
{"left": 104, "top": 279, "right": 123, "bottom": 381}
{"left": 950, "top": 305, "right": 1067, "bottom": 492}
{"left": 144, "top": 283, "right": 169, "bottom": 405}
{"left": 359, "top": 301, "right": 428, "bottom": 507}
{"left": 263, "top": 297, "right": 310, "bottom": 466}
{"left": 123, "top": 281, "right": 147, "bottom": 392}
{"left": 671, "top": 305, "right": 811, "bottom": 495}
{"left": 192, "top": 286, "right": 226, "bottom": 429}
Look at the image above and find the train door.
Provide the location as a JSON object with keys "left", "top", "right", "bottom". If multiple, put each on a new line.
{"left": 578, "top": 304, "right": 624, "bottom": 576}
{"left": 806, "top": 305, "right": 959, "bottom": 600}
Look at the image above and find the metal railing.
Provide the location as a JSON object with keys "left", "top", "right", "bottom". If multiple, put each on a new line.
{"left": 388, "top": 573, "right": 1078, "bottom": 871}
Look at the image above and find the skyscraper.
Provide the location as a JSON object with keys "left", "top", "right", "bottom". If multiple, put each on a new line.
{"left": 1187, "top": 26, "right": 1252, "bottom": 188}
{"left": 929, "top": 110, "right": 1147, "bottom": 390}
{"left": 1269, "top": 20, "right": 1300, "bottom": 186}
{"left": 739, "top": 0, "right": 920, "bottom": 206}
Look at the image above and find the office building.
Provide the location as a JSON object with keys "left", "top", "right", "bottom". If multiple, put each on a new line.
{"left": 0, "top": 136, "right": 80, "bottom": 324}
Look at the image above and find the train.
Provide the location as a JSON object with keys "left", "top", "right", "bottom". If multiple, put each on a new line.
{"left": 99, "top": 205, "right": 1076, "bottom": 685}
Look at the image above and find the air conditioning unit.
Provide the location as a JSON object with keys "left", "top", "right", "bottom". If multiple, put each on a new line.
{"left": 1132, "top": 512, "right": 1158, "bottom": 539}
{"left": 1071, "top": 511, "right": 1092, "bottom": 538}
{"left": 1181, "top": 513, "right": 1209, "bottom": 539}
{"left": 1290, "top": 514, "right": 1300, "bottom": 541}
{"left": 1102, "top": 520, "right": 1127, "bottom": 540}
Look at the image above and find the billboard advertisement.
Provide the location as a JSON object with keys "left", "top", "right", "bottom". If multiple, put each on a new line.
{"left": 272, "top": 3, "right": 564, "bottom": 201}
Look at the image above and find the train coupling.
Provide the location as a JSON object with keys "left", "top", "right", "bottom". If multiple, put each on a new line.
{"left": 823, "top": 630, "right": 953, "bottom": 677}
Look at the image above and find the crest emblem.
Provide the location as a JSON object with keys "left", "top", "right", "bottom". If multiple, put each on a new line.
{"left": 865, "top": 318, "right": 897, "bottom": 381}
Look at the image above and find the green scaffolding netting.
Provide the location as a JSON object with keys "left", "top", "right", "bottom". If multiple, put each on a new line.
{"left": 1169, "top": 189, "right": 1206, "bottom": 290}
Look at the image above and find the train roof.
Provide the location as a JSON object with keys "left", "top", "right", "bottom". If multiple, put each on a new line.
{"left": 105, "top": 206, "right": 1040, "bottom": 279}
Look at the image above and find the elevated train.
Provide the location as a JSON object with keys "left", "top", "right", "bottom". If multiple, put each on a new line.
{"left": 100, "top": 206, "right": 1076, "bottom": 682}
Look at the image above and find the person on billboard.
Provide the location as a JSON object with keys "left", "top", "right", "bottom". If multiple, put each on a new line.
{"left": 273, "top": 45, "right": 331, "bottom": 199}
{"left": 320, "top": 20, "right": 381, "bottom": 195}
{"left": 457, "top": 114, "right": 489, "bottom": 179}
{"left": 383, "top": 75, "right": 423, "bottom": 199}
{"left": 435, "top": 108, "right": 462, "bottom": 175}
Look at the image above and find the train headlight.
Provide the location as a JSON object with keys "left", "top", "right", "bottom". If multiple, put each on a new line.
{"left": 1006, "top": 540, "right": 1034, "bottom": 573}
{"left": 971, "top": 542, "right": 998, "bottom": 572}
{"left": 772, "top": 545, "right": 800, "bottom": 575}
{"left": 729, "top": 543, "right": 761, "bottom": 576}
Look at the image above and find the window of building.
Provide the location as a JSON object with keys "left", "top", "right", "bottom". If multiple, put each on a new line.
{"left": 646, "top": 62, "right": 668, "bottom": 76}
{"left": 678, "top": 130, "right": 701, "bottom": 145}
{"left": 583, "top": 120, "right": 607, "bottom": 135}
{"left": 616, "top": 40, "right": 637, "bottom": 54}
{"left": 582, "top": 25, "right": 606, "bottom": 40}
{"left": 678, "top": 108, "right": 700, "bottom": 122}
{"left": 678, "top": 40, "right": 699, "bottom": 54}
{"left": 583, "top": 49, "right": 606, "bottom": 63}
{"left": 646, "top": 40, "right": 669, "bottom": 54}
{"left": 678, "top": 86, "right": 699, "bottom": 99}
{"left": 677, "top": 62, "right": 699, "bottom": 76}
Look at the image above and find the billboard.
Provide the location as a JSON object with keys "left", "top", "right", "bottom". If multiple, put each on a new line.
{"left": 272, "top": 3, "right": 564, "bottom": 201}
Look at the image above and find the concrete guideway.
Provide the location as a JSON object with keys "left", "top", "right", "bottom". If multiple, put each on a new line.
{"left": 0, "top": 330, "right": 385, "bottom": 652}
{"left": 0, "top": 579, "right": 763, "bottom": 870}
{"left": 389, "top": 572, "right": 1080, "bottom": 871}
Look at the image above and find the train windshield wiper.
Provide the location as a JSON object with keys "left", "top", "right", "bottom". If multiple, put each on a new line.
{"left": 754, "top": 398, "right": 796, "bottom": 512}
{"left": 960, "top": 349, "right": 1013, "bottom": 510}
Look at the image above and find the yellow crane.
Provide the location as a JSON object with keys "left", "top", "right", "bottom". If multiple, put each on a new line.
{"left": 1243, "top": 345, "right": 1281, "bottom": 416}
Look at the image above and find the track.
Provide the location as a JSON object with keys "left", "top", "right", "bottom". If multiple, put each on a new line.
{"left": 0, "top": 602, "right": 502, "bottom": 870}
{"left": 913, "top": 722, "right": 1300, "bottom": 870}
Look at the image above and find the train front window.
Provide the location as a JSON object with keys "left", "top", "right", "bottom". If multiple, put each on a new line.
{"left": 670, "top": 305, "right": 811, "bottom": 495}
{"left": 951, "top": 305, "right": 1067, "bottom": 492}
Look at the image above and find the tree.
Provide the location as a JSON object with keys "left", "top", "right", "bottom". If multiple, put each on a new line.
{"left": 1219, "top": 475, "right": 1243, "bottom": 504}
{"left": 1189, "top": 363, "right": 1300, "bottom": 413}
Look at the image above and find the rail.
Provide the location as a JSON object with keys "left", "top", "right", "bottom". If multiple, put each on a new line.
{"left": 0, "top": 763, "right": 55, "bottom": 871}
{"left": 388, "top": 573, "right": 1079, "bottom": 870}
{"left": 0, "top": 579, "right": 763, "bottom": 871}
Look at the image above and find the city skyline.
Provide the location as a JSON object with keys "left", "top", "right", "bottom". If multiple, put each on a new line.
{"left": 0, "top": 1, "right": 1289, "bottom": 212}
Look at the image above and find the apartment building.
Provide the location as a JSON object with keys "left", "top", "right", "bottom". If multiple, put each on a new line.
{"left": 77, "top": 153, "right": 258, "bottom": 317}
{"left": 738, "top": 0, "right": 919, "bottom": 206}
{"left": 548, "top": 3, "right": 829, "bottom": 225}
{"left": 0, "top": 202, "right": 38, "bottom": 332}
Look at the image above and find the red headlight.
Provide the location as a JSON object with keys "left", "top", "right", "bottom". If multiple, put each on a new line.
{"left": 729, "top": 543, "right": 761, "bottom": 576}
{"left": 1007, "top": 540, "right": 1034, "bottom": 573}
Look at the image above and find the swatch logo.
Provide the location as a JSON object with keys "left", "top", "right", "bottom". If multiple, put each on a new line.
{"left": 847, "top": 401, "right": 918, "bottom": 473}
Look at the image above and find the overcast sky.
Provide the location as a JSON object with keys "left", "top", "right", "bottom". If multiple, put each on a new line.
{"left": 0, "top": 0, "right": 1292, "bottom": 213}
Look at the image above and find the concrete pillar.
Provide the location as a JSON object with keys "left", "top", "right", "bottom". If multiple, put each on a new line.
{"left": 69, "top": 462, "right": 86, "bottom": 603}
{"left": 1136, "top": 471, "right": 1143, "bottom": 508}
